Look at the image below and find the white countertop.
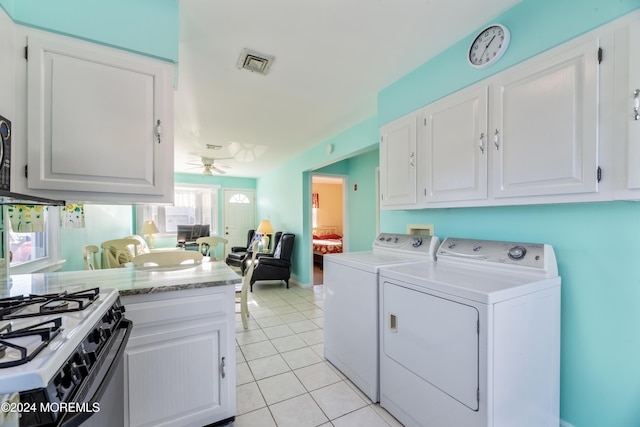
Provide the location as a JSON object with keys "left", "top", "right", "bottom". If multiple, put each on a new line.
{"left": 0, "top": 260, "right": 241, "bottom": 298}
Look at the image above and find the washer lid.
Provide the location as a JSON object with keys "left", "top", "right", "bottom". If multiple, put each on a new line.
{"left": 380, "top": 262, "right": 560, "bottom": 304}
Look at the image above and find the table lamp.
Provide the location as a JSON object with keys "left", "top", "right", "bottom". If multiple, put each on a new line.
{"left": 140, "top": 220, "right": 159, "bottom": 249}
{"left": 256, "top": 219, "right": 275, "bottom": 251}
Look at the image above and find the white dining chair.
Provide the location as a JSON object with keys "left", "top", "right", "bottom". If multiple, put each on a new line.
{"left": 82, "top": 244, "right": 100, "bottom": 270}
{"left": 237, "top": 241, "right": 259, "bottom": 329}
{"left": 100, "top": 238, "right": 140, "bottom": 268}
{"left": 196, "top": 236, "right": 228, "bottom": 260}
{"left": 132, "top": 250, "right": 203, "bottom": 267}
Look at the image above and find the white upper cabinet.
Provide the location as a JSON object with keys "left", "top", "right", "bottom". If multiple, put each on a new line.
{"left": 380, "top": 113, "right": 417, "bottom": 208}
{"left": 24, "top": 34, "right": 174, "bottom": 203}
{"left": 626, "top": 15, "right": 640, "bottom": 191}
{"left": 420, "top": 85, "right": 488, "bottom": 203}
{"left": 491, "top": 38, "right": 600, "bottom": 199}
{"left": 613, "top": 12, "right": 640, "bottom": 198}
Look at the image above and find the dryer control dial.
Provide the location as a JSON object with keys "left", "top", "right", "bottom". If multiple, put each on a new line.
{"left": 411, "top": 237, "right": 423, "bottom": 248}
{"left": 508, "top": 246, "right": 527, "bottom": 260}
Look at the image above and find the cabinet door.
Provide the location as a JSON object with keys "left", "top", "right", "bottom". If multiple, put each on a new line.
{"left": 26, "top": 35, "right": 173, "bottom": 197}
{"left": 421, "top": 85, "right": 488, "bottom": 203}
{"left": 380, "top": 114, "right": 417, "bottom": 208}
{"left": 125, "top": 321, "right": 228, "bottom": 427}
{"left": 627, "top": 17, "right": 640, "bottom": 190}
{"left": 492, "top": 39, "right": 599, "bottom": 198}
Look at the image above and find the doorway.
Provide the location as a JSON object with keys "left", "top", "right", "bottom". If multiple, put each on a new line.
{"left": 310, "top": 175, "right": 347, "bottom": 285}
{"left": 223, "top": 189, "right": 256, "bottom": 259}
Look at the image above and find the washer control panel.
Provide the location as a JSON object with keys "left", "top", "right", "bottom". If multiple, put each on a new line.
{"left": 437, "top": 237, "right": 552, "bottom": 271}
{"left": 372, "top": 233, "right": 439, "bottom": 256}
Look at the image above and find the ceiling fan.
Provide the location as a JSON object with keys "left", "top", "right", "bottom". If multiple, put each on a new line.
{"left": 186, "top": 156, "right": 231, "bottom": 176}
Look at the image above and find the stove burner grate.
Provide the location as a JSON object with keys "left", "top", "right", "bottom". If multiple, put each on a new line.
{"left": 0, "top": 287, "right": 99, "bottom": 320}
{"left": 0, "top": 317, "right": 62, "bottom": 368}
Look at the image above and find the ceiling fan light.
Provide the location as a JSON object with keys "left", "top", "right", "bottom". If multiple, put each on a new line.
{"left": 202, "top": 168, "right": 213, "bottom": 176}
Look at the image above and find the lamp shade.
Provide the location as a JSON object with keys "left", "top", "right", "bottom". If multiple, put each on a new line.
{"left": 256, "top": 219, "right": 274, "bottom": 235}
{"left": 140, "top": 220, "right": 159, "bottom": 234}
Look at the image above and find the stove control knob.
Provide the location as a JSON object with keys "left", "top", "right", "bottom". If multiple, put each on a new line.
{"left": 411, "top": 237, "right": 423, "bottom": 247}
{"left": 89, "top": 328, "right": 102, "bottom": 344}
{"left": 508, "top": 246, "right": 527, "bottom": 260}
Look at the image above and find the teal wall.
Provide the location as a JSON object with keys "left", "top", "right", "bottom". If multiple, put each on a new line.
{"left": 0, "top": 0, "right": 178, "bottom": 61}
{"left": 376, "top": 1, "right": 640, "bottom": 426}
{"left": 60, "top": 204, "right": 133, "bottom": 271}
{"left": 258, "top": 117, "right": 379, "bottom": 284}
{"left": 313, "top": 149, "right": 379, "bottom": 253}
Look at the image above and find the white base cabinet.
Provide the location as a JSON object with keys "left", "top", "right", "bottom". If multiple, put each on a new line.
{"left": 122, "top": 286, "right": 235, "bottom": 427}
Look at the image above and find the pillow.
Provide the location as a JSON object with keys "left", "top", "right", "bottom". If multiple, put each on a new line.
{"left": 322, "top": 234, "right": 343, "bottom": 240}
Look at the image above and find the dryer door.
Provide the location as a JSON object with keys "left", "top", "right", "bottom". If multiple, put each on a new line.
{"left": 382, "top": 281, "right": 479, "bottom": 410}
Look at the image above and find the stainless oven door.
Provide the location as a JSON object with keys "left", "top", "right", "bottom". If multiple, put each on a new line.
{"left": 59, "top": 318, "right": 132, "bottom": 427}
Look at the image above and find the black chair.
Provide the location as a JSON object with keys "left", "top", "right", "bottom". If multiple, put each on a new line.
{"left": 225, "top": 229, "right": 257, "bottom": 271}
{"left": 250, "top": 233, "right": 295, "bottom": 291}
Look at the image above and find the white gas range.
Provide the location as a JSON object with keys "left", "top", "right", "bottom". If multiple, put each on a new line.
{"left": 0, "top": 287, "right": 132, "bottom": 427}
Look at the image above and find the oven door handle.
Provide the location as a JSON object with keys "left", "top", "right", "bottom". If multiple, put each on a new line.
{"left": 60, "top": 318, "right": 133, "bottom": 427}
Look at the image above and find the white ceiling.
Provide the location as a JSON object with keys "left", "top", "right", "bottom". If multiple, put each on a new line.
{"left": 174, "top": 0, "right": 520, "bottom": 178}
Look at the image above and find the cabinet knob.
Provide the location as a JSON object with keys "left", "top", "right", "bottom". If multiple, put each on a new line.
{"left": 633, "top": 89, "right": 640, "bottom": 121}
{"left": 478, "top": 133, "right": 485, "bottom": 154}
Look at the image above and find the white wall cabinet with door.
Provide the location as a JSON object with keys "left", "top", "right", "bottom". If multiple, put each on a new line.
{"left": 419, "top": 85, "right": 489, "bottom": 204}
{"left": 13, "top": 30, "right": 174, "bottom": 204}
{"left": 490, "top": 36, "right": 601, "bottom": 200}
{"left": 379, "top": 113, "right": 418, "bottom": 209}
{"left": 612, "top": 12, "right": 640, "bottom": 199}
{"left": 122, "top": 286, "right": 235, "bottom": 427}
{"left": 380, "top": 22, "right": 612, "bottom": 210}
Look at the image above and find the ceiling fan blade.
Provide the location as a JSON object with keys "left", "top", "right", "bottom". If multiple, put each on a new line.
{"left": 211, "top": 165, "right": 227, "bottom": 174}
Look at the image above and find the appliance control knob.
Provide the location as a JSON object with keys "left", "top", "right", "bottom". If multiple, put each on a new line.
{"left": 508, "top": 246, "right": 527, "bottom": 260}
{"left": 378, "top": 236, "right": 385, "bottom": 241}
{"left": 89, "top": 328, "right": 102, "bottom": 344}
{"left": 447, "top": 242, "right": 456, "bottom": 249}
{"left": 411, "top": 237, "right": 423, "bottom": 247}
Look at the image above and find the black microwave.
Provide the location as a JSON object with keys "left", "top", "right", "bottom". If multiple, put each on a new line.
{"left": 0, "top": 114, "right": 10, "bottom": 191}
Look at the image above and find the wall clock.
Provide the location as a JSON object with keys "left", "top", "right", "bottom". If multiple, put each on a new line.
{"left": 468, "top": 24, "right": 511, "bottom": 69}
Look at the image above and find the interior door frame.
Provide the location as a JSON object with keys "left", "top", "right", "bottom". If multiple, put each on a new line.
{"left": 309, "top": 173, "right": 348, "bottom": 284}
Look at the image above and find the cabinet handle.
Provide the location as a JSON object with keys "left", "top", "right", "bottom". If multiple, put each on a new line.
{"left": 634, "top": 89, "right": 640, "bottom": 121}
{"left": 409, "top": 152, "right": 415, "bottom": 167}
{"left": 389, "top": 313, "right": 398, "bottom": 332}
{"left": 478, "top": 133, "right": 485, "bottom": 154}
{"left": 155, "top": 119, "right": 162, "bottom": 143}
{"left": 220, "top": 356, "right": 226, "bottom": 379}
{"left": 493, "top": 129, "right": 500, "bottom": 150}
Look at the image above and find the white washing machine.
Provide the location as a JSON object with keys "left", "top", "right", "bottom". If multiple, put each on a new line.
{"left": 379, "top": 237, "right": 561, "bottom": 427}
{"left": 323, "top": 233, "right": 440, "bottom": 402}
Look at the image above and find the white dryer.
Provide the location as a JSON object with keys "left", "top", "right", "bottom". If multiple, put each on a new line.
{"left": 379, "top": 237, "right": 561, "bottom": 427}
{"left": 323, "top": 233, "right": 440, "bottom": 402}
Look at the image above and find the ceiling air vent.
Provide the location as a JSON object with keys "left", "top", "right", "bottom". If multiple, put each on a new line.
{"left": 236, "top": 49, "right": 274, "bottom": 75}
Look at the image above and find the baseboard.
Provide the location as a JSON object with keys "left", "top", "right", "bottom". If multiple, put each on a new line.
{"left": 290, "top": 278, "right": 313, "bottom": 288}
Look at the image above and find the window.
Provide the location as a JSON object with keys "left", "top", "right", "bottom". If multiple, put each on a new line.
{"left": 5, "top": 206, "right": 61, "bottom": 273}
{"left": 137, "top": 185, "right": 219, "bottom": 235}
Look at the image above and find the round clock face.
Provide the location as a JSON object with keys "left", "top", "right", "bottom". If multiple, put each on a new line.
{"left": 468, "top": 24, "right": 510, "bottom": 69}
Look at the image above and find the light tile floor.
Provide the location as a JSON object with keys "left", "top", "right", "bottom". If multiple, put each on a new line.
{"left": 232, "top": 283, "right": 403, "bottom": 427}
